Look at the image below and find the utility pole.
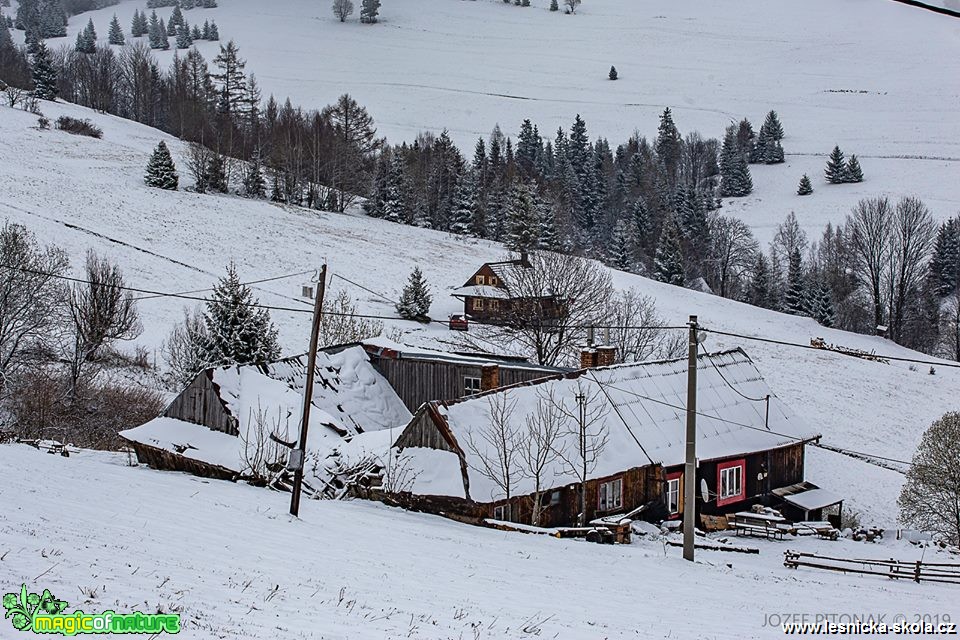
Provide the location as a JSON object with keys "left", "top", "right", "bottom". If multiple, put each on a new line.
{"left": 289, "top": 264, "right": 327, "bottom": 517}
{"left": 683, "top": 314, "right": 698, "bottom": 562}
{"left": 576, "top": 390, "right": 587, "bottom": 527}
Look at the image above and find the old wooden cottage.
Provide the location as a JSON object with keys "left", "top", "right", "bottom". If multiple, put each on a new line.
{"left": 450, "top": 255, "right": 564, "bottom": 326}
{"left": 389, "top": 349, "right": 823, "bottom": 528}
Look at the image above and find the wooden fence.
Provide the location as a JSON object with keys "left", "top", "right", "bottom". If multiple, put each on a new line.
{"left": 784, "top": 551, "right": 960, "bottom": 585}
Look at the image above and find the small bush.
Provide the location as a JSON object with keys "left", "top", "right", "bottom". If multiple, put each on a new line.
{"left": 55, "top": 115, "right": 103, "bottom": 139}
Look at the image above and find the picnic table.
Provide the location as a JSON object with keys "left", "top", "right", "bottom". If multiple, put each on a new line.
{"left": 733, "top": 511, "right": 790, "bottom": 540}
{"left": 794, "top": 521, "right": 840, "bottom": 540}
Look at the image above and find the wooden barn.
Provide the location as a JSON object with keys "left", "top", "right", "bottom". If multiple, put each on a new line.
{"left": 450, "top": 255, "right": 564, "bottom": 326}
{"left": 389, "top": 349, "right": 823, "bottom": 529}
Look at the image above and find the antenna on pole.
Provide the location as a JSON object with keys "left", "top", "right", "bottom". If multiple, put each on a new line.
{"left": 290, "top": 264, "right": 327, "bottom": 517}
{"left": 683, "top": 315, "right": 698, "bottom": 562}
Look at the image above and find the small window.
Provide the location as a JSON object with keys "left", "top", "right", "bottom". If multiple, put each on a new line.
{"left": 550, "top": 490, "right": 561, "bottom": 506}
{"left": 490, "top": 299, "right": 500, "bottom": 311}
{"left": 302, "top": 285, "right": 314, "bottom": 299}
{"left": 493, "top": 503, "right": 511, "bottom": 521}
{"left": 720, "top": 465, "right": 742, "bottom": 501}
{"left": 666, "top": 477, "right": 680, "bottom": 515}
{"left": 463, "top": 376, "right": 482, "bottom": 396}
{"left": 490, "top": 276, "right": 498, "bottom": 286}
{"left": 473, "top": 298, "right": 484, "bottom": 310}
{"left": 598, "top": 478, "right": 623, "bottom": 512}
{"left": 476, "top": 275, "right": 486, "bottom": 285}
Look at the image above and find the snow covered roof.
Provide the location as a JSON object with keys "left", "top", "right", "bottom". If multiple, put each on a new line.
{"left": 120, "top": 345, "right": 412, "bottom": 481}
{"left": 359, "top": 336, "right": 566, "bottom": 373}
{"left": 782, "top": 488, "right": 843, "bottom": 511}
{"left": 487, "top": 259, "right": 528, "bottom": 285}
{"left": 450, "top": 285, "right": 510, "bottom": 299}
{"left": 403, "top": 349, "right": 820, "bottom": 501}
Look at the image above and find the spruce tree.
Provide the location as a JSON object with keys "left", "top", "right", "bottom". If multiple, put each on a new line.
{"left": 76, "top": 19, "right": 96, "bottom": 53}
{"left": 845, "top": 154, "right": 864, "bottom": 183}
{"left": 506, "top": 181, "right": 539, "bottom": 252}
{"left": 609, "top": 220, "right": 633, "bottom": 271}
{"left": 654, "top": 217, "right": 685, "bottom": 286}
{"left": 176, "top": 23, "right": 192, "bottom": 48}
{"left": 202, "top": 262, "right": 281, "bottom": 367}
{"left": 207, "top": 20, "right": 219, "bottom": 40}
{"left": 206, "top": 154, "right": 228, "bottom": 193}
{"left": 930, "top": 218, "right": 960, "bottom": 295}
{"left": 746, "top": 254, "right": 773, "bottom": 309}
{"left": 396, "top": 267, "right": 432, "bottom": 321}
{"left": 190, "top": 23, "right": 202, "bottom": 40}
{"left": 809, "top": 280, "right": 835, "bottom": 327}
{"left": 148, "top": 11, "right": 169, "bottom": 49}
{"left": 537, "top": 201, "right": 560, "bottom": 251}
{"left": 550, "top": 0, "right": 559, "bottom": 10}
{"left": 608, "top": 65, "right": 618, "bottom": 81}
{"left": 170, "top": 3, "right": 184, "bottom": 28}
{"left": 763, "top": 110, "right": 784, "bottom": 141}
{"left": 108, "top": 14, "right": 124, "bottom": 45}
{"left": 764, "top": 138, "right": 784, "bottom": 164}
{"left": 382, "top": 154, "right": 409, "bottom": 223}
{"left": 784, "top": 248, "right": 806, "bottom": 314}
{"left": 655, "top": 107, "right": 682, "bottom": 179}
{"left": 145, "top": 142, "right": 179, "bottom": 190}
{"left": 242, "top": 150, "right": 266, "bottom": 198}
{"left": 131, "top": 10, "right": 147, "bottom": 37}
{"left": 720, "top": 126, "right": 753, "bottom": 197}
{"left": 824, "top": 145, "right": 846, "bottom": 184}
{"left": 449, "top": 175, "right": 476, "bottom": 236}
{"left": 30, "top": 41, "right": 58, "bottom": 101}
{"left": 360, "top": 0, "right": 380, "bottom": 23}
{"left": 797, "top": 174, "right": 813, "bottom": 196}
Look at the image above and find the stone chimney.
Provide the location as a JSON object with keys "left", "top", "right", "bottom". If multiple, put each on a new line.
{"left": 481, "top": 364, "right": 500, "bottom": 391}
{"left": 596, "top": 346, "right": 617, "bottom": 367}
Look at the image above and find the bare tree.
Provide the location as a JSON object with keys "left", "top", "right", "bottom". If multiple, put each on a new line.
{"left": 552, "top": 381, "right": 609, "bottom": 526}
{"left": 940, "top": 288, "right": 960, "bottom": 362}
{"left": 708, "top": 214, "right": 758, "bottom": 299}
{"left": 0, "top": 223, "right": 69, "bottom": 390}
{"left": 185, "top": 141, "right": 213, "bottom": 193}
{"left": 464, "top": 251, "right": 614, "bottom": 367}
{"left": 886, "top": 197, "right": 935, "bottom": 343}
{"left": 769, "top": 211, "right": 808, "bottom": 280}
{"left": 564, "top": 0, "right": 581, "bottom": 13}
{"left": 464, "top": 391, "right": 524, "bottom": 518}
{"left": 605, "top": 288, "right": 684, "bottom": 364}
{"left": 319, "top": 289, "right": 384, "bottom": 347}
{"left": 161, "top": 306, "right": 210, "bottom": 388}
{"left": 898, "top": 412, "right": 960, "bottom": 546}
{"left": 332, "top": 0, "right": 355, "bottom": 22}
{"left": 518, "top": 387, "right": 565, "bottom": 527}
{"left": 66, "top": 251, "right": 141, "bottom": 399}
{"left": 322, "top": 94, "right": 380, "bottom": 212}
{"left": 240, "top": 404, "right": 289, "bottom": 485}
{"left": 847, "top": 197, "right": 893, "bottom": 333}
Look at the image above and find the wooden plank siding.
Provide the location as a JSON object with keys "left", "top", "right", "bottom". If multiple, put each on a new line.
{"left": 162, "top": 370, "right": 237, "bottom": 435}
{"left": 369, "top": 357, "right": 555, "bottom": 413}
{"left": 129, "top": 441, "right": 239, "bottom": 481}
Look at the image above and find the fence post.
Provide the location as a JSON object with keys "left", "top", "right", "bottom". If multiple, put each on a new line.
{"left": 914, "top": 560, "right": 921, "bottom": 583}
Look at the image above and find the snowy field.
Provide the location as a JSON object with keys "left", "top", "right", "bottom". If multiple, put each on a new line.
{"left": 16, "top": 0, "right": 960, "bottom": 243}
{"left": 1, "top": 101, "right": 958, "bottom": 526}
{"left": 1, "top": 443, "right": 958, "bottom": 640}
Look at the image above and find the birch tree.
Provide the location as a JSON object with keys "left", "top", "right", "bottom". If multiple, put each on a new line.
{"left": 553, "top": 381, "right": 609, "bottom": 526}
{"left": 465, "top": 391, "right": 524, "bottom": 518}
{"left": 519, "top": 387, "right": 565, "bottom": 526}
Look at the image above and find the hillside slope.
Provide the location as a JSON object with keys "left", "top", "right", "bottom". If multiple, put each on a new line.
{"left": 22, "top": 0, "right": 960, "bottom": 243}
{"left": 2, "top": 443, "right": 957, "bottom": 639}
{"left": 1, "top": 101, "right": 957, "bottom": 524}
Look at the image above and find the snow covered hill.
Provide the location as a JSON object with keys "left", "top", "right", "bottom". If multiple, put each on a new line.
{"left": 16, "top": 0, "right": 960, "bottom": 243}
{"left": 1, "top": 443, "right": 957, "bottom": 639}
{"left": 1, "top": 100, "right": 958, "bottom": 525}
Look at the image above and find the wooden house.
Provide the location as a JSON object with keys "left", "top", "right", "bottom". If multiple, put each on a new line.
{"left": 450, "top": 255, "right": 564, "bottom": 327}
{"left": 388, "top": 349, "right": 824, "bottom": 529}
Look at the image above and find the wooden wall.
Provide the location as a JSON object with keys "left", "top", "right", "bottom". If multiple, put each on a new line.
{"left": 370, "top": 357, "right": 553, "bottom": 413}
{"left": 163, "top": 371, "right": 237, "bottom": 435}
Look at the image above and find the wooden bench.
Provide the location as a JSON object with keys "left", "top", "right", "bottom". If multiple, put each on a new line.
{"left": 733, "top": 512, "right": 789, "bottom": 540}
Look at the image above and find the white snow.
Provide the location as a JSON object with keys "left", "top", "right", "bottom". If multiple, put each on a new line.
{"left": 18, "top": 0, "right": 960, "bottom": 244}
{"left": 784, "top": 488, "right": 844, "bottom": 512}
{"left": 1, "top": 442, "right": 957, "bottom": 639}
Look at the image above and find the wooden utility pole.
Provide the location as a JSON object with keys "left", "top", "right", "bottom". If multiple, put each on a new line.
{"left": 683, "top": 315, "right": 698, "bottom": 562}
{"left": 289, "top": 264, "right": 327, "bottom": 517}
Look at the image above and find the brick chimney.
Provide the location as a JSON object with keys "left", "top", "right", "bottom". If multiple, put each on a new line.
{"left": 596, "top": 346, "right": 617, "bottom": 367}
{"left": 481, "top": 364, "right": 500, "bottom": 391}
{"left": 580, "top": 348, "right": 597, "bottom": 369}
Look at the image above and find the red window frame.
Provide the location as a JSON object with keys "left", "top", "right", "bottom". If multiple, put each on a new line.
{"left": 716, "top": 458, "right": 746, "bottom": 507}
{"left": 665, "top": 470, "right": 682, "bottom": 517}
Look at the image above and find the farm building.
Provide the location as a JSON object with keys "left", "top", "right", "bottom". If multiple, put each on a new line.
{"left": 450, "top": 255, "right": 565, "bottom": 327}
{"left": 119, "top": 339, "right": 561, "bottom": 489}
{"left": 389, "top": 349, "right": 824, "bottom": 529}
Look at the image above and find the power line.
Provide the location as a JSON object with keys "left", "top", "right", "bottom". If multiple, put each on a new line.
{"left": 132, "top": 269, "right": 314, "bottom": 301}
{"left": 700, "top": 326, "right": 960, "bottom": 370}
{"left": 697, "top": 342, "right": 769, "bottom": 404}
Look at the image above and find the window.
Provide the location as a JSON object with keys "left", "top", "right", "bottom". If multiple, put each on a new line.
{"left": 490, "top": 276, "right": 498, "bottom": 286}
{"left": 493, "top": 503, "right": 511, "bottom": 521}
{"left": 463, "top": 376, "right": 482, "bottom": 396}
{"left": 476, "top": 275, "right": 486, "bottom": 285}
{"left": 666, "top": 477, "right": 680, "bottom": 515}
{"left": 717, "top": 459, "right": 745, "bottom": 506}
{"left": 489, "top": 299, "right": 500, "bottom": 311}
{"left": 301, "top": 285, "right": 314, "bottom": 299}
{"left": 598, "top": 478, "right": 623, "bottom": 512}
{"left": 472, "top": 298, "right": 484, "bottom": 311}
